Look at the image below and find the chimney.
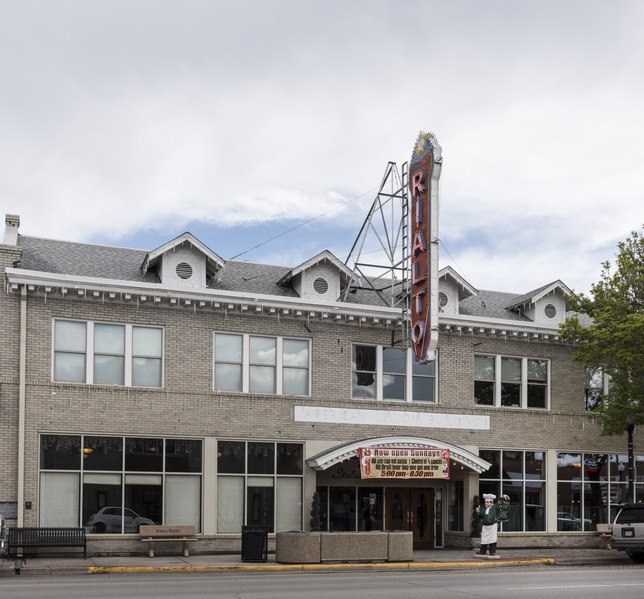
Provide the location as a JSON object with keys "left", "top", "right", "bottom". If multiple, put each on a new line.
{"left": 3, "top": 214, "right": 20, "bottom": 245}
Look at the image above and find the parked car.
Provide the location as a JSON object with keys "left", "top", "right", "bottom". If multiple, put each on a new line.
{"left": 87, "top": 507, "right": 155, "bottom": 533}
{"left": 612, "top": 504, "right": 644, "bottom": 563}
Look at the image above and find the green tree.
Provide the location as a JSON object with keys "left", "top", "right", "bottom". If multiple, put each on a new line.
{"left": 560, "top": 228, "right": 644, "bottom": 502}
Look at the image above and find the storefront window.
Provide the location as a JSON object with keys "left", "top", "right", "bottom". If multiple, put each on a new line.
{"left": 480, "top": 449, "right": 546, "bottom": 532}
{"left": 448, "top": 480, "right": 464, "bottom": 531}
{"left": 357, "top": 488, "right": 383, "bottom": 531}
{"left": 329, "top": 487, "right": 356, "bottom": 531}
{"left": 39, "top": 435, "right": 202, "bottom": 533}
{"left": 217, "top": 440, "right": 304, "bottom": 533}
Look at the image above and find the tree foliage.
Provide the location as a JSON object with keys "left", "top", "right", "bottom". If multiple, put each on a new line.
{"left": 560, "top": 227, "right": 644, "bottom": 435}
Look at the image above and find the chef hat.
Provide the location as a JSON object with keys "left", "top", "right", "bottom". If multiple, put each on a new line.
{"left": 483, "top": 493, "right": 496, "bottom": 501}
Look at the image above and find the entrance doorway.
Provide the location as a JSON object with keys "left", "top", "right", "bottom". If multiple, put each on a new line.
{"left": 385, "top": 488, "right": 435, "bottom": 548}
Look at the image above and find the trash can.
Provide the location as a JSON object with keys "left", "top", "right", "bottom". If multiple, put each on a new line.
{"left": 241, "top": 525, "right": 268, "bottom": 562}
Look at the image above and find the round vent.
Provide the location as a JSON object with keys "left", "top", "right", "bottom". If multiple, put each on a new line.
{"left": 544, "top": 303, "right": 557, "bottom": 318}
{"left": 439, "top": 292, "right": 449, "bottom": 310}
{"left": 176, "top": 262, "right": 193, "bottom": 280}
{"left": 313, "top": 277, "right": 329, "bottom": 294}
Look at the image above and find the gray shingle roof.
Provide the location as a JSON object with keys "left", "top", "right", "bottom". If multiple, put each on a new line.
{"left": 14, "top": 235, "right": 541, "bottom": 318}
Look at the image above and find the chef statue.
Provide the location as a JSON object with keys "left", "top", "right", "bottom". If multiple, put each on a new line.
{"left": 475, "top": 493, "right": 510, "bottom": 558}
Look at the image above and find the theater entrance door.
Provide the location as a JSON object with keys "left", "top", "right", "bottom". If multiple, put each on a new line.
{"left": 385, "top": 487, "right": 435, "bottom": 548}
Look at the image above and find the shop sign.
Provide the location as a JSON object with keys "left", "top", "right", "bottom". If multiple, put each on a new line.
{"left": 409, "top": 131, "right": 441, "bottom": 363}
{"left": 358, "top": 447, "right": 450, "bottom": 479}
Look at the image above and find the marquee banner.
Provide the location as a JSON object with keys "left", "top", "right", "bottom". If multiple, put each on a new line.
{"left": 358, "top": 447, "right": 450, "bottom": 479}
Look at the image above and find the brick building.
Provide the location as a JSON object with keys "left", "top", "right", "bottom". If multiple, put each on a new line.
{"left": 1, "top": 213, "right": 641, "bottom": 553}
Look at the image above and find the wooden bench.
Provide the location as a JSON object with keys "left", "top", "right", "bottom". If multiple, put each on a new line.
{"left": 139, "top": 525, "right": 197, "bottom": 558}
{"left": 7, "top": 526, "right": 87, "bottom": 574}
{"left": 596, "top": 523, "right": 612, "bottom": 549}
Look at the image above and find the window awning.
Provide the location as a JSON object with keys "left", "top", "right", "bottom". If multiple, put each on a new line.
{"left": 306, "top": 436, "right": 491, "bottom": 474}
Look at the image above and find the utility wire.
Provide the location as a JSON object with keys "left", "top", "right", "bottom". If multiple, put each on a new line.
{"left": 228, "top": 187, "right": 378, "bottom": 260}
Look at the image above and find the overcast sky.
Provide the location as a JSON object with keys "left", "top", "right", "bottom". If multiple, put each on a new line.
{"left": 1, "top": 0, "right": 642, "bottom": 295}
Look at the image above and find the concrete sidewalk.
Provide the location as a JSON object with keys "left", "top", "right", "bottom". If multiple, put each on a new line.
{"left": 0, "top": 548, "right": 632, "bottom": 576}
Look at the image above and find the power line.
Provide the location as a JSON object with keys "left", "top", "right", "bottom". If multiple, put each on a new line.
{"left": 228, "top": 187, "right": 378, "bottom": 260}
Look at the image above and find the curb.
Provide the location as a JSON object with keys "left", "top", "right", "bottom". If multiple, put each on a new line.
{"left": 86, "top": 558, "right": 555, "bottom": 575}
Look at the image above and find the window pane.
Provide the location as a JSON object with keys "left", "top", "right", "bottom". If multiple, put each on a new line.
{"left": 283, "top": 339, "right": 308, "bottom": 367}
{"left": 501, "top": 357, "right": 521, "bottom": 381}
{"left": 215, "top": 333, "right": 242, "bottom": 362}
{"left": 501, "top": 382, "right": 520, "bottom": 406}
{"left": 250, "top": 365, "right": 275, "bottom": 393}
{"left": 383, "top": 373, "right": 405, "bottom": 400}
{"left": 527, "top": 359, "right": 547, "bottom": 382}
{"left": 502, "top": 451, "right": 523, "bottom": 479}
{"left": 383, "top": 348, "right": 406, "bottom": 374}
{"left": 557, "top": 453, "right": 581, "bottom": 480}
{"left": 165, "top": 475, "right": 201, "bottom": 531}
{"left": 413, "top": 375, "right": 435, "bottom": 402}
{"left": 479, "top": 450, "right": 500, "bottom": 479}
{"left": 165, "top": 439, "right": 202, "bottom": 473}
{"left": 352, "top": 345, "right": 376, "bottom": 398}
{"left": 277, "top": 443, "right": 303, "bottom": 475}
{"left": 125, "top": 476, "right": 162, "bottom": 529}
{"left": 133, "top": 327, "right": 162, "bottom": 357}
{"left": 525, "top": 451, "right": 545, "bottom": 479}
{"left": 501, "top": 483, "right": 524, "bottom": 532}
{"left": 94, "top": 323, "right": 124, "bottom": 354}
{"left": 412, "top": 359, "right": 435, "bottom": 376}
{"left": 276, "top": 477, "right": 302, "bottom": 532}
{"left": 247, "top": 476, "right": 274, "bottom": 531}
{"left": 132, "top": 357, "right": 162, "bottom": 387}
{"left": 218, "top": 441, "right": 245, "bottom": 474}
{"left": 527, "top": 384, "right": 546, "bottom": 408}
{"left": 54, "top": 352, "right": 86, "bottom": 383}
{"left": 218, "top": 476, "right": 244, "bottom": 533}
{"left": 248, "top": 442, "right": 274, "bottom": 474}
{"left": 83, "top": 436, "right": 123, "bottom": 471}
{"left": 215, "top": 363, "right": 242, "bottom": 391}
{"left": 40, "top": 472, "right": 80, "bottom": 526}
{"left": 55, "top": 320, "right": 86, "bottom": 352}
{"left": 474, "top": 381, "right": 494, "bottom": 405}
{"left": 583, "top": 482, "right": 607, "bottom": 530}
{"left": 329, "top": 487, "right": 356, "bottom": 531}
{"left": 475, "top": 355, "right": 495, "bottom": 380}
{"left": 358, "top": 488, "right": 384, "bottom": 531}
{"left": 584, "top": 454, "right": 608, "bottom": 482}
{"left": 557, "top": 482, "right": 582, "bottom": 531}
{"left": 525, "top": 481, "right": 546, "bottom": 531}
{"left": 125, "top": 438, "right": 163, "bottom": 471}
{"left": 94, "top": 354, "right": 125, "bottom": 385}
{"left": 283, "top": 367, "right": 308, "bottom": 395}
{"left": 250, "top": 336, "right": 276, "bottom": 365}
{"left": 41, "top": 435, "right": 81, "bottom": 470}
{"left": 84, "top": 473, "right": 122, "bottom": 533}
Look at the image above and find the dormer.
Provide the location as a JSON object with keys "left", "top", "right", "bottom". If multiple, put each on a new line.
{"left": 141, "top": 233, "right": 225, "bottom": 289}
{"left": 505, "top": 280, "right": 572, "bottom": 325}
{"left": 278, "top": 250, "right": 354, "bottom": 302}
{"left": 438, "top": 266, "right": 477, "bottom": 315}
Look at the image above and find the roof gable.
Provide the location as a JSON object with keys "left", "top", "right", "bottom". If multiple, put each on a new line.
{"left": 277, "top": 250, "right": 354, "bottom": 286}
{"left": 141, "top": 232, "right": 225, "bottom": 276}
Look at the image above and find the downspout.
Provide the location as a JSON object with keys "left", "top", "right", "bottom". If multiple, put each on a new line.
{"left": 17, "top": 285, "right": 27, "bottom": 526}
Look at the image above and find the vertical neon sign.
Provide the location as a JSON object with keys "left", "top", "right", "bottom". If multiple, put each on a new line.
{"left": 409, "top": 132, "right": 441, "bottom": 363}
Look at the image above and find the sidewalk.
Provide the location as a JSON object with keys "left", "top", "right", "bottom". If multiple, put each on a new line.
{"left": 0, "top": 548, "right": 631, "bottom": 576}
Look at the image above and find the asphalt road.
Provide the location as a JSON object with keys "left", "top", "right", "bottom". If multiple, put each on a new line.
{"left": 2, "top": 566, "right": 644, "bottom": 599}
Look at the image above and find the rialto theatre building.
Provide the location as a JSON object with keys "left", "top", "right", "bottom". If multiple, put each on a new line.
{"left": 2, "top": 132, "right": 640, "bottom": 554}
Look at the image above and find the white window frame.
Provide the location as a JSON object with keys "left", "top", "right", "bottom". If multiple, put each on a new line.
{"left": 474, "top": 354, "right": 550, "bottom": 410}
{"left": 52, "top": 319, "right": 164, "bottom": 388}
{"left": 351, "top": 344, "right": 437, "bottom": 403}
{"left": 213, "top": 333, "right": 311, "bottom": 396}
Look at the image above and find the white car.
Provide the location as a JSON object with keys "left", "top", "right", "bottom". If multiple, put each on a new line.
{"left": 612, "top": 505, "right": 644, "bottom": 563}
{"left": 87, "top": 507, "right": 155, "bottom": 533}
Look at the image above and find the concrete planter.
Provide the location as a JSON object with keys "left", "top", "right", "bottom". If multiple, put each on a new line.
{"left": 276, "top": 531, "right": 412, "bottom": 563}
{"left": 275, "top": 532, "right": 321, "bottom": 563}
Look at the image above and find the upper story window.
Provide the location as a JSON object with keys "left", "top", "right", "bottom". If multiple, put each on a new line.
{"left": 585, "top": 367, "right": 608, "bottom": 411}
{"left": 214, "top": 333, "right": 310, "bottom": 396}
{"left": 474, "top": 354, "right": 549, "bottom": 409}
{"left": 53, "top": 320, "right": 163, "bottom": 387}
{"left": 352, "top": 344, "right": 436, "bottom": 402}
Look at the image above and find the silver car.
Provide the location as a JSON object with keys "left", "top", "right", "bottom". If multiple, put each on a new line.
{"left": 87, "top": 507, "right": 155, "bottom": 533}
{"left": 612, "top": 505, "right": 644, "bottom": 562}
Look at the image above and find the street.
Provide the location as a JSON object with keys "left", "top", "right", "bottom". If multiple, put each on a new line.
{"left": 2, "top": 566, "right": 644, "bottom": 599}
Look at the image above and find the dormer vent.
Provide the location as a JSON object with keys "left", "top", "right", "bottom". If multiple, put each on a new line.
{"left": 313, "top": 277, "right": 329, "bottom": 294}
{"left": 176, "top": 262, "right": 193, "bottom": 280}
